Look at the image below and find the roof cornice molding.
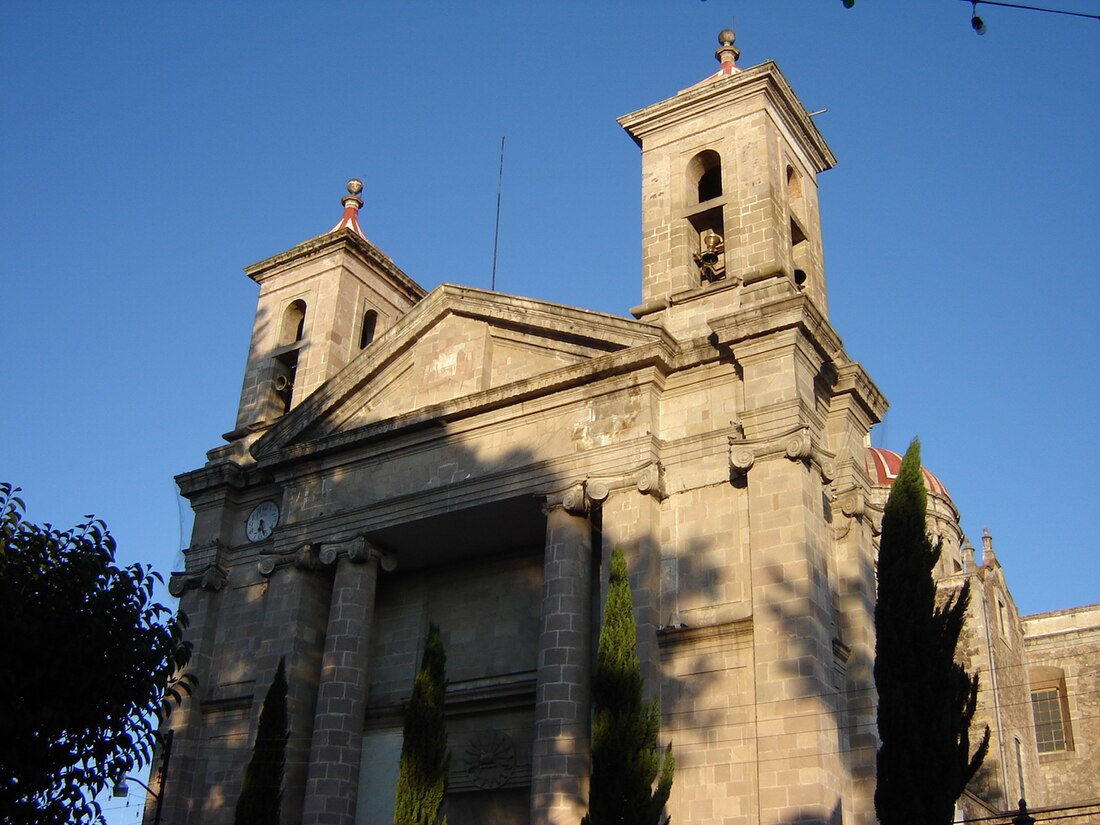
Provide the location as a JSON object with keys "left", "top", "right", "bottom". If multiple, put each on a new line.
{"left": 250, "top": 285, "right": 674, "bottom": 462}
{"left": 243, "top": 228, "right": 426, "bottom": 303}
{"left": 618, "top": 61, "right": 836, "bottom": 173}
{"left": 254, "top": 338, "right": 678, "bottom": 469}
{"left": 174, "top": 460, "right": 252, "bottom": 501}
{"left": 708, "top": 292, "right": 842, "bottom": 357}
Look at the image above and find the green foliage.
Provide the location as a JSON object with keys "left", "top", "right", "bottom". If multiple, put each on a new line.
{"left": 234, "top": 657, "right": 289, "bottom": 825}
{"left": 0, "top": 483, "right": 193, "bottom": 825}
{"left": 874, "top": 441, "right": 990, "bottom": 825}
{"left": 583, "top": 547, "right": 673, "bottom": 825}
{"left": 393, "top": 623, "right": 449, "bottom": 825}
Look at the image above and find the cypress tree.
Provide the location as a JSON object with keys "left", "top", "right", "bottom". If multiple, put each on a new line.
{"left": 583, "top": 547, "right": 673, "bottom": 825}
{"left": 393, "top": 623, "right": 449, "bottom": 825}
{"left": 874, "top": 440, "right": 989, "bottom": 825}
{"left": 234, "top": 656, "right": 288, "bottom": 825}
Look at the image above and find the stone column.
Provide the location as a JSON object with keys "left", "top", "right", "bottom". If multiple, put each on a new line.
{"left": 530, "top": 497, "right": 594, "bottom": 825}
{"left": 301, "top": 538, "right": 382, "bottom": 825}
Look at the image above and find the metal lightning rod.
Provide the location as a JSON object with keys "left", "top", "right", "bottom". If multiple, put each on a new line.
{"left": 491, "top": 135, "right": 505, "bottom": 292}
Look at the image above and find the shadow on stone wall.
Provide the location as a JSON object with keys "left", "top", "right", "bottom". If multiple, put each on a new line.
{"left": 171, "top": 369, "right": 877, "bottom": 825}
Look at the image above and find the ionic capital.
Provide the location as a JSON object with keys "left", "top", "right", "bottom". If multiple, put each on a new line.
{"left": 169, "top": 561, "right": 229, "bottom": 596}
{"left": 727, "top": 424, "right": 838, "bottom": 486}
{"left": 729, "top": 445, "right": 756, "bottom": 476}
{"left": 561, "top": 484, "right": 588, "bottom": 516}
{"left": 635, "top": 462, "right": 666, "bottom": 499}
{"left": 259, "top": 542, "right": 318, "bottom": 577}
{"left": 317, "top": 536, "right": 396, "bottom": 571}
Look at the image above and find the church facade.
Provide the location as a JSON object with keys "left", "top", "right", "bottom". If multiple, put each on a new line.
{"left": 162, "top": 32, "right": 1099, "bottom": 825}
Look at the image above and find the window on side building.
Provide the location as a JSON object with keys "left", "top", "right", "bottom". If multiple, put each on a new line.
{"left": 1031, "top": 684, "right": 1071, "bottom": 753}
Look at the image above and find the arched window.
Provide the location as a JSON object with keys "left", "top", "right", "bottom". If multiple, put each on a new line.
{"left": 280, "top": 300, "right": 307, "bottom": 346}
{"left": 786, "top": 164, "right": 811, "bottom": 291}
{"left": 786, "top": 164, "right": 803, "bottom": 200}
{"left": 359, "top": 309, "right": 378, "bottom": 349}
{"left": 687, "top": 150, "right": 722, "bottom": 205}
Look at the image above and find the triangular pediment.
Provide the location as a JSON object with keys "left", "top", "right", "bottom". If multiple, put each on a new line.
{"left": 251, "top": 285, "right": 671, "bottom": 460}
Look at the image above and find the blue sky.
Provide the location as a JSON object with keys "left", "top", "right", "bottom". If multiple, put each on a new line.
{"left": 2, "top": 2, "right": 1098, "bottom": 820}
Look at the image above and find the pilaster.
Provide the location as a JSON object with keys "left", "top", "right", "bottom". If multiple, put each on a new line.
{"left": 821, "top": 362, "right": 885, "bottom": 825}
{"left": 156, "top": 584, "right": 224, "bottom": 825}
{"left": 598, "top": 484, "right": 664, "bottom": 701}
{"left": 712, "top": 292, "right": 848, "bottom": 823}
{"left": 744, "top": 449, "right": 844, "bottom": 825}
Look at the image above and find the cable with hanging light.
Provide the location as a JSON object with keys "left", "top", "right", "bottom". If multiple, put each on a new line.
{"left": 971, "top": 1, "right": 989, "bottom": 34}
{"left": 965, "top": 0, "right": 1100, "bottom": 34}
{"left": 840, "top": 0, "right": 1099, "bottom": 30}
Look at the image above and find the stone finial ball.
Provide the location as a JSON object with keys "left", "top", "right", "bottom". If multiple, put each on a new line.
{"left": 346, "top": 178, "right": 364, "bottom": 195}
{"left": 719, "top": 29, "right": 735, "bottom": 45}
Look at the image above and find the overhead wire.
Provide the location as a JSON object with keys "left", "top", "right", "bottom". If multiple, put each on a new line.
{"left": 963, "top": 0, "right": 1100, "bottom": 21}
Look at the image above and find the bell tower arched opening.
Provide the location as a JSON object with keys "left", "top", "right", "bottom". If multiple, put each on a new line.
{"left": 359, "top": 308, "right": 378, "bottom": 349}
{"left": 281, "top": 299, "right": 307, "bottom": 346}
{"left": 689, "top": 149, "right": 723, "bottom": 205}
{"left": 273, "top": 298, "right": 308, "bottom": 414}
{"left": 686, "top": 150, "right": 726, "bottom": 284}
{"left": 787, "top": 165, "right": 811, "bottom": 292}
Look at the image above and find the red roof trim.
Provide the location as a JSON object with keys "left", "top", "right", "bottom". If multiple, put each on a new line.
{"left": 866, "top": 447, "right": 951, "bottom": 499}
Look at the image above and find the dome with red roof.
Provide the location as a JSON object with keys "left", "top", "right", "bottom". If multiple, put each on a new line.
{"left": 866, "top": 447, "right": 951, "bottom": 500}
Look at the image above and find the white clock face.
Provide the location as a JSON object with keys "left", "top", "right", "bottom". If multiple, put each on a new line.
{"left": 246, "top": 500, "right": 279, "bottom": 542}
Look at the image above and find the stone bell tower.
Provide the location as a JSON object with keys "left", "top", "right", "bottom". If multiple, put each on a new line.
{"left": 619, "top": 30, "right": 835, "bottom": 339}
{"left": 225, "top": 180, "right": 425, "bottom": 451}
{"left": 618, "top": 31, "right": 887, "bottom": 825}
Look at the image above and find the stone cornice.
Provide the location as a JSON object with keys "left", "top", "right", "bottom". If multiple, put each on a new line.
{"left": 709, "top": 293, "right": 886, "bottom": 430}
{"left": 443, "top": 286, "right": 670, "bottom": 349}
{"left": 632, "top": 275, "right": 744, "bottom": 319}
{"left": 445, "top": 671, "right": 538, "bottom": 715}
{"left": 709, "top": 291, "right": 842, "bottom": 360}
{"left": 832, "top": 362, "right": 888, "bottom": 423}
{"left": 250, "top": 284, "right": 674, "bottom": 463}
{"left": 254, "top": 338, "right": 678, "bottom": 469}
{"left": 243, "top": 228, "right": 426, "bottom": 305}
{"left": 174, "top": 461, "right": 250, "bottom": 501}
{"left": 618, "top": 61, "right": 835, "bottom": 173}
{"left": 264, "top": 436, "right": 664, "bottom": 546}
{"left": 657, "top": 615, "right": 753, "bottom": 648}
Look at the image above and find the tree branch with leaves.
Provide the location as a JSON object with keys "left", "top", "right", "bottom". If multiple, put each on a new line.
{"left": 0, "top": 483, "right": 192, "bottom": 825}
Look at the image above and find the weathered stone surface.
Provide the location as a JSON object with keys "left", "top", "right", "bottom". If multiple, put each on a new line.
{"left": 159, "top": 40, "right": 1094, "bottom": 825}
